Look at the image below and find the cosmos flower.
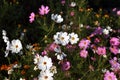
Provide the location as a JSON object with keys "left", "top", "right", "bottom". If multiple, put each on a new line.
{"left": 79, "top": 49, "right": 88, "bottom": 58}
{"left": 10, "top": 39, "right": 22, "bottom": 53}
{"left": 29, "top": 12, "right": 35, "bottom": 23}
{"left": 38, "top": 70, "right": 53, "bottom": 80}
{"left": 51, "top": 14, "right": 63, "bottom": 23}
{"left": 38, "top": 56, "right": 53, "bottom": 71}
{"left": 104, "top": 71, "right": 117, "bottom": 80}
{"left": 53, "top": 32, "right": 69, "bottom": 46}
{"left": 110, "top": 37, "right": 120, "bottom": 46}
{"left": 78, "top": 39, "right": 90, "bottom": 49}
{"left": 61, "top": 61, "right": 71, "bottom": 71}
{"left": 109, "top": 46, "right": 119, "bottom": 55}
{"left": 96, "top": 46, "right": 106, "bottom": 56}
{"left": 69, "top": 32, "right": 79, "bottom": 44}
{"left": 39, "top": 5, "right": 50, "bottom": 15}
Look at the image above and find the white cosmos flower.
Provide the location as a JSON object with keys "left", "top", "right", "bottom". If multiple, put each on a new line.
{"left": 103, "top": 29, "right": 109, "bottom": 35}
{"left": 54, "top": 32, "right": 69, "bottom": 46}
{"left": 53, "top": 32, "right": 62, "bottom": 44}
{"left": 107, "top": 26, "right": 112, "bottom": 32}
{"left": 55, "top": 52, "right": 67, "bottom": 60}
{"left": 69, "top": 32, "right": 79, "bottom": 44}
{"left": 59, "top": 32, "right": 69, "bottom": 46}
{"left": 38, "top": 56, "right": 53, "bottom": 71}
{"left": 34, "top": 54, "right": 41, "bottom": 64}
{"left": 10, "top": 39, "right": 22, "bottom": 53}
{"left": 70, "top": 2, "right": 76, "bottom": 7}
{"left": 38, "top": 70, "right": 53, "bottom": 80}
{"left": 51, "top": 14, "right": 63, "bottom": 23}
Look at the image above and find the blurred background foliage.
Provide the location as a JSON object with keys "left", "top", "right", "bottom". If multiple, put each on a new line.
{"left": 0, "top": 0, "right": 120, "bottom": 44}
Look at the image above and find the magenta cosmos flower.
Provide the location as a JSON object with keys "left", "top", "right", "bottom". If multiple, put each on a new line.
{"left": 62, "top": 61, "right": 71, "bottom": 71}
{"left": 110, "top": 37, "right": 120, "bottom": 46}
{"left": 29, "top": 12, "right": 35, "bottom": 23}
{"left": 96, "top": 46, "right": 106, "bottom": 56}
{"left": 78, "top": 39, "right": 90, "bottom": 49}
{"left": 104, "top": 71, "right": 117, "bottom": 80}
{"left": 79, "top": 49, "right": 88, "bottom": 58}
{"left": 39, "top": 5, "right": 50, "bottom": 15}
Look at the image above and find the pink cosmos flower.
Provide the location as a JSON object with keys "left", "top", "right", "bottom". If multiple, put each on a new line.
{"left": 112, "top": 8, "right": 117, "bottom": 12}
{"left": 104, "top": 71, "right": 117, "bottom": 80}
{"left": 80, "top": 49, "right": 88, "bottom": 58}
{"left": 109, "top": 57, "right": 120, "bottom": 75}
{"left": 78, "top": 39, "right": 90, "bottom": 49}
{"left": 61, "top": 61, "right": 71, "bottom": 71}
{"left": 117, "top": 10, "right": 120, "bottom": 16}
{"left": 109, "top": 57, "right": 120, "bottom": 70}
{"left": 41, "top": 50, "right": 47, "bottom": 56}
{"left": 47, "top": 42, "right": 59, "bottom": 52}
{"left": 70, "top": 11, "right": 75, "bottom": 16}
{"left": 109, "top": 46, "right": 119, "bottom": 55}
{"left": 110, "top": 37, "right": 120, "bottom": 46}
{"left": 94, "top": 38, "right": 100, "bottom": 43}
{"left": 39, "top": 5, "right": 50, "bottom": 15}
{"left": 29, "top": 12, "right": 35, "bottom": 23}
{"left": 96, "top": 47, "right": 106, "bottom": 56}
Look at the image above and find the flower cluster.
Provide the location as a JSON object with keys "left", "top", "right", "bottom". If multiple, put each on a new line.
{"left": 2, "top": 30, "right": 23, "bottom": 57}
{"left": 54, "top": 32, "right": 79, "bottom": 46}
{"left": 2, "top": 0, "right": 120, "bottom": 80}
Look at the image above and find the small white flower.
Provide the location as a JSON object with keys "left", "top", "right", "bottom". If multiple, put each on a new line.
{"left": 38, "top": 70, "right": 53, "bottom": 80}
{"left": 70, "top": 2, "right": 76, "bottom": 7}
{"left": 103, "top": 29, "right": 109, "bottom": 35}
{"left": 102, "top": 69, "right": 107, "bottom": 73}
{"left": 2, "top": 30, "right": 7, "bottom": 36}
{"left": 79, "top": 24, "right": 84, "bottom": 28}
{"left": 34, "top": 66, "right": 38, "bottom": 71}
{"left": 54, "top": 32, "right": 69, "bottom": 46}
{"left": 69, "top": 32, "right": 79, "bottom": 44}
{"left": 59, "top": 32, "right": 69, "bottom": 46}
{"left": 26, "top": 44, "right": 33, "bottom": 50}
{"left": 38, "top": 56, "right": 53, "bottom": 71}
{"left": 3, "top": 36, "right": 9, "bottom": 43}
{"left": 34, "top": 54, "right": 41, "bottom": 64}
{"left": 51, "top": 14, "right": 63, "bottom": 23}
{"left": 55, "top": 52, "right": 67, "bottom": 60}
{"left": 19, "top": 78, "right": 25, "bottom": 80}
{"left": 50, "top": 66, "right": 57, "bottom": 74}
{"left": 10, "top": 39, "right": 22, "bottom": 53}
{"left": 8, "top": 69, "right": 14, "bottom": 74}
{"left": 103, "top": 55, "right": 107, "bottom": 58}
{"left": 53, "top": 32, "right": 62, "bottom": 44}
{"left": 107, "top": 26, "right": 112, "bottom": 32}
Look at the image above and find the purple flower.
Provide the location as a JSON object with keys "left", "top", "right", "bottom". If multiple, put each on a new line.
{"left": 79, "top": 49, "right": 88, "bottom": 58}
{"left": 104, "top": 71, "right": 117, "bottom": 80}
{"left": 109, "top": 57, "right": 120, "bottom": 70}
{"left": 96, "top": 46, "right": 106, "bottom": 56}
{"left": 39, "top": 5, "right": 50, "bottom": 15}
{"left": 78, "top": 39, "right": 90, "bottom": 49}
{"left": 61, "top": 61, "right": 71, "bottom": 71}
{"left": 92, "top": 27, "right": 103, "bottom": 35}
{"left": 29, "top": 12, "right": 35, "bottom": 23}
{"left": 110, "top": 37, "right": 120, "bottom": 46}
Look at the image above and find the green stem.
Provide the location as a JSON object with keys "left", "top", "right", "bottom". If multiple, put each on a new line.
{"left": 41, "top": 22, "right": 55, "bottom": 41}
